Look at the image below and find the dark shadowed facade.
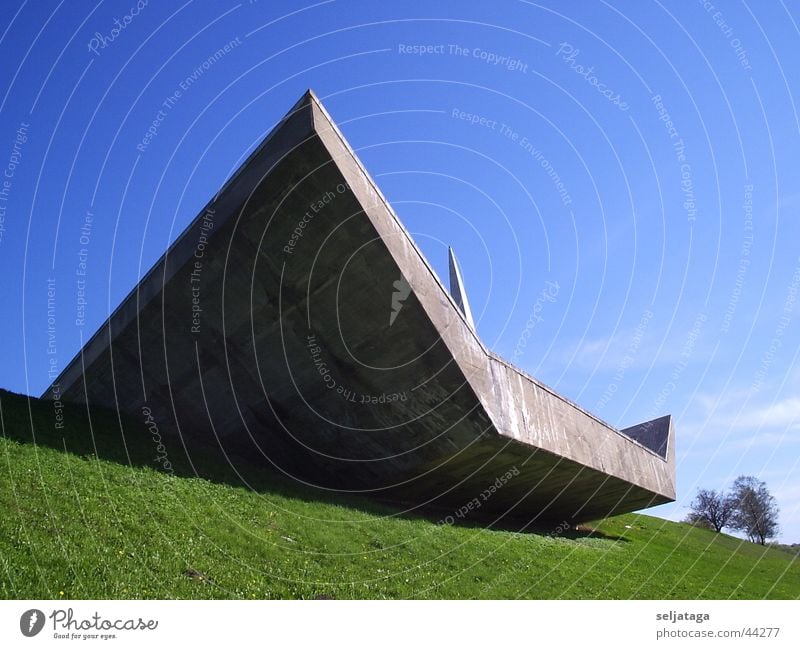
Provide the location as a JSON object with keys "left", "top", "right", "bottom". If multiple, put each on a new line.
{"left": 45, "top": 90, "right": 675, "bottom": 523}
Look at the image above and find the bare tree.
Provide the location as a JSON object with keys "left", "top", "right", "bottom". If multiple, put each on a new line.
{"left": 730, "top": 476, "right": 779, "bottom": 545}
{"left": 684, "top": 512, "right": 713, "bottom": 530}
{"left": 688, "top": 488, "right": 735, "bottom": 532}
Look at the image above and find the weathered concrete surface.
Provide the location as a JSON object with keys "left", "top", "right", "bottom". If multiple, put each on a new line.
{"left": 44, "top": 90, "right": 675, "bottom": 522}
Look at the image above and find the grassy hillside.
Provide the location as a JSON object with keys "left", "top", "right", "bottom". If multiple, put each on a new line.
{"left": 1, "top": 388, "right": 797, "bottom": 599}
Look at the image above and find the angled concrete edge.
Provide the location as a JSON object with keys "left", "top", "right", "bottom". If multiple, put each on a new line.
{"left": 306, "top": 91, "right": 676, "bottom": 501}
{"left": 44, "top": 91, "right": 319, "bottom": 401}
{"left": 43, "top": 89, "right": 676, "bottom": 519}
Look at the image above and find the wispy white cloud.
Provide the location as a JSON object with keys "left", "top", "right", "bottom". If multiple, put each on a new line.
{"left": 552, "top": 325, "right": 658, "bottom": 373}
{"left": 682, "top": 379, "right": 800, "bottom": 444}
{"left": 726, "top": 397, "right": 800, "bottom": 431}
{"left": 728, "top": 431, "right": 800, "bottom": 451}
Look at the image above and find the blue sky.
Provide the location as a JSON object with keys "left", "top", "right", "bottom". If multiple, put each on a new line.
{"left": 1, "top": 1, "right": 798, "bottom": 541}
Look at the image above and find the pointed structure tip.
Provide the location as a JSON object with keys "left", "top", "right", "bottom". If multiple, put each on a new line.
{"left": 301, "top": 88, "right": 325, "bottom": 108}
{"left": 448, "top": 247, "right": 476, "bottom": 331}
{"left": 287, "top": 89, "right": 319, "bottom": 113}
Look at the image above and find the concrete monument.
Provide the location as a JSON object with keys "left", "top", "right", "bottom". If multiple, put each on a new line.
{"left": 45, "top": 90, "right": 675, "bottom": 522}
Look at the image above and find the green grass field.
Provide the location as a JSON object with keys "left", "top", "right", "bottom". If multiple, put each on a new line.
{"left": 1, "top": 388, "right": 797, "bottom": 599}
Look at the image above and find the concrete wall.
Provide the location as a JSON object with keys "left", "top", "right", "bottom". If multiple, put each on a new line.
{"left": 44, "top": 90, "right": 675, "bottom": 522}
